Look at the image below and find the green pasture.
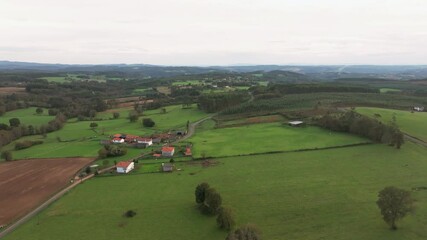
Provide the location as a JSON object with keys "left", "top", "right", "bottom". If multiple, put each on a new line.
{"left": 172, "top": 80, "right": 203, "bottom": 86}
{"left": 380, "top": 88, "right": 402, "bottom": 93}
{"left": 5, "top": 142, "right": 427, "bottom": 240}
{"left": 0, "top": 107, "right": 53, "bottom": 126}
{"left": 356, "top": 107, "right": 427, "bottom": 142}
{"left": 189, "top": 122, "right": 369, "bottom": 158}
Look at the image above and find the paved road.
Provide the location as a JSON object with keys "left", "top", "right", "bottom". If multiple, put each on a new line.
{"left": 0, "top": 166, "right": 115, "bottom": 239}
{"left": 174, "top": 116, "right": 214, "bottom": 143}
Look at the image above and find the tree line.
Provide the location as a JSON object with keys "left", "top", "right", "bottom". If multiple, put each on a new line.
{"left": 0, "top": 113, "right": 67, "bottom": 148}
{"left": 315, "top": 111, "right": 404, "bottom": 148}
{"left": 198, "top": 92, "right": 249, "bottom": 113}
{"left": 195, "top": 182, "right": 261, "bottom": 240}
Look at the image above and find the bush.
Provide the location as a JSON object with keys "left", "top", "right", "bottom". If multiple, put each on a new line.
{"left": 98, "top": 145, "right": 128, "bottom": 158}
{"left": 142, "top": 118, "right": 155, "bottom": 127}
{"left": 217, "top": 207, "right": 235, "bottom": 230}
{"left": 15, "top": 140, "right": 43, "bottom": 150}
{"left": 226, "top": 224, "right": 261, "bottom": 240}
{"left": 124, "top": 210, "right": 137, "bottom": 218}
{"left": 1, "top": 151, "right": 12, "bottom": 161}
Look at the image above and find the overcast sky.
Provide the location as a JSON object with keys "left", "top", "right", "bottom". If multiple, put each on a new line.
{"left": 0, "top": 0, "right": 426, "bottom": 65}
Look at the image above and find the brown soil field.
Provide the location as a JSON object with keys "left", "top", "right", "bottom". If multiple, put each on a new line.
{"left": 0, "top": 87, "right": 26, "bottom": 95}
{"left": 0, "top": 157, "right": 94, "bottom": 226}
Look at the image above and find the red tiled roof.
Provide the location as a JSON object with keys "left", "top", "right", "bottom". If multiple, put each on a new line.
{"left": 185, "top": 147, "right": 192, "bottom": 156}
{"left": 125, "top": 135, "right": 139, "bottom": 139}
{"left": 162, "top": 146, "right": 175, "bottom": 152}
{"left": 137, "top": 137, "right": 152, "bottom": 142}
{"left": 116, "top": 161, "right": 132, "bottom": 168}
{"left": 153, "top": 153, "right": 162, "bottom": 157}
{"left": 113, "top": 134, "right": 122, "bottom": 138}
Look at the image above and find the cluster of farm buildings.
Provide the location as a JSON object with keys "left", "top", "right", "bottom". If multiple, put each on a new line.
{"left": 110, "top": 133, "right": 191, "bottom": 174}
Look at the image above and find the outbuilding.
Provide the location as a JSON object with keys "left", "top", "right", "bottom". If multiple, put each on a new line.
{"left": 116, "top": 161, "right": 135, "bottom": 174}
{"left": 137, "top": 137, "right": 153, "bottom": 146}
{"left": 288, "top": 121, "right": 305, "bottom": 127}
{"left": 112, "top": 138, "right": 125, "bottom": 144}
{"left": 162, "top": 163, "right": 174, "bottom": 172}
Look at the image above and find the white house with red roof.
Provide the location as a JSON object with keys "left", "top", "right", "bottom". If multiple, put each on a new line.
{"left": 162, "top": 146, "right": 175, "bottom": 157}
{"left": 116, "top": 161, "right": 135, "bottom": 173}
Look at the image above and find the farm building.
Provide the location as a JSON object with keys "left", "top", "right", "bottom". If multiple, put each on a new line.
{"left": 288, "top": 121, "right": 305, "bottom": 127}
{"left": 116, "top": 161, "right": 135, "bottom": 174}
{"left": 124, "top": 134, "right": 139, "bottom": 143}
{"left": 112, "top": 138, "right": 125, "bottom": 144}
{"left": 413, "top": 106, "right": 425, "bottom": 112}
{"left": 162, "top": 146, "right": 175, "bottom": 157}
{"left": 162, "top": 163, "right": 174, "bottom": 172}
{"left": 136, "top": 137, "right": 153, "bottom": 146}
{"left": 184, "top": 147, "right": 192, "bottom": 156}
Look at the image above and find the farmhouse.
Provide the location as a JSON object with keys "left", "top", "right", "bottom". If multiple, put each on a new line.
{"left": 288, "top": 121, "right": 305, "bottom": 127}
{"left": 136, "top": 137, "right": 153, "bottom": 146}
{"left": 162, "top": 146, "right": 175, "bottom": 157}
{"left": 116, "top": 161, "right": 135, "bottom": 174}
{"left": 112, "top": 137, "right": 124, "bottom": 144}
{"left": 162, "top": 163, "right": 174, "bottom": 172}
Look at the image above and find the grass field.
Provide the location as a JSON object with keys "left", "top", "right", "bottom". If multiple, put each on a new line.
{"left": 5, "top": 142, "right": 427, "bottom": 240}
{"left": 0, "top": 108, "right": 53, "bottom": 126}
{"left": 40, "top": 74, "right": 121, "bottom": 83}
{"left": 188, "top": 122, "right": 370, "bottom": 158}
{"left": 356, "top": 107, "right": 427, "bottom": 142}
{"left": 1, "top": 105, "right": 207, "bottom": 160}
{"left": 380, "top": 88, "right": 402, "bottom": 93}
{"left": 172, "top": 80, "right": 203, "bottom": 86}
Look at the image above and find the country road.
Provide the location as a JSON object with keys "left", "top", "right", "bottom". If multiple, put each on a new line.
{"left": 404, "top": 134, "right": 427, "bottom": 148}
{"left": 0, "top": 166, "right": 115, "bottom": 239}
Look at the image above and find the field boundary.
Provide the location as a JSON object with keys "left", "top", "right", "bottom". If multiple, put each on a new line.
{"left": 192, "top": 141, "right": 374, "bottom": 160}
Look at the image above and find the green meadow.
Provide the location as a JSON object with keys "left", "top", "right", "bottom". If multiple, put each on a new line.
{"left": 189, "top": 122, "right": 369, "bottom": 158}
{"left": 0, "top": 107, "right": 53, "bottom": 126}
{"left": 5, "top": 142, "right": 427, "bottom": 240}
{"left": 172, "top": 80, "right": 203, "bottom": 86}
{"left": 356, "top": 107, "right": 427, "bottom": 141}
{"left": 380, "top": 88, "right": 402, "bottom": 93}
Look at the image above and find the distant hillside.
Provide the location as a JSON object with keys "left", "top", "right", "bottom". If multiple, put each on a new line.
{"left": 1, "top": 61, "right": 427, "bottom": 80}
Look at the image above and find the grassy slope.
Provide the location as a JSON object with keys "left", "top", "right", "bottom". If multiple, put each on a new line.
{"left": 4, "top": 105, "right": 207, "bottom": 160}
{"left": 5, "top": 143, "right": 427, "bottom": 240}
{"left": 0, "top": 108, "right": 53, "bottom": 126}
{"left": 188, "top": 122, "right": 369, "bottom": 158}
{"left": 356, "top": 107, "right": 427, "bottom": 142}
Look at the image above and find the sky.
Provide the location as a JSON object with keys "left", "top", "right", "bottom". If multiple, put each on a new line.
{"left": 0, "top": 0, "right": 426, "bottom": 65}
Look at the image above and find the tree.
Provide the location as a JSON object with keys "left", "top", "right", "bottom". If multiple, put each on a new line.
{"left": 195, "top": 182, "right": 210, "bottom": 204}
{"left": 205, "top": 188, "right": 222, "bottom": 214}
{"left": 1, "top": 151, "right": 12, "bottom": 161}
{"left": 217, "top": 207, "right": 235, "bottom": 230}
{"left": 376, "top": 186, "right": 414, "bottom": 230}
{"left": 113, "top": 112, "right": 120, "bottom": 119}
{"left": 129, "top": 110, "right": 139, "bottom": 122}
{"left": 226, "top": 224, "right": 261, "bottom": 240}
{"left": 90, "top": 122, "right": 98, "bottom": 129}
{"left": 36, "top": 107, "right": 43, "bottom": 114}
{"left": 9, "top": 118, "right": 20, "bottom": 127}
{"left": 142, "top": 118, "right": 155, "bottom": 127}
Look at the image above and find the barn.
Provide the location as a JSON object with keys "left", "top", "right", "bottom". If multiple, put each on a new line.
{"left": 162, "top": 146, "right": 175, "bottom": 157}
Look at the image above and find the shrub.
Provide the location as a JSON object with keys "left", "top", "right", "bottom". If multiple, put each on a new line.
{"left": 142, "top": 118, "right": 155, "bottom": 127}
{"left": 124, "top": 210, "right": 137, "bottom": 218}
